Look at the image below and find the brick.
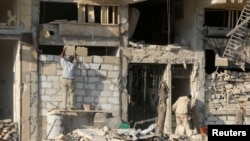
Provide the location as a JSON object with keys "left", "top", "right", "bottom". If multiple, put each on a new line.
{"left": 76, "top": 83, "right": 84, "bottom": 89}
{"left": 83, "top": 97, "right": 95, "bottom": 103}
{"left": 85, "top": 83, "right": 96, "bottom": 90}
{"left": 215, "top": 55, "right": 228, "bottom": 66}
{"left": 47, "top": 55, "right": 54, "bottom": 61}
{"left": 108, "top": 98, "right": 119, "bottom": 104}
{"left": 39, "top": 55, "right": 46, "bottom": 61}
{"left": 91, "top": 90, "right": 100, "bottom": 96}
{"left": 64, "top": 45, "right": 75, "bottom": 55}
{"left": 114, "top": 65, "right": 119, "bottom": 70}
{"left": 89, "top": 63, "right": 100, "bottom": 69}
{"left": 244, "top": 85, "right": 250, "bottom": 91}
{"left": 96, "top": 70, "right": 107, "bottom": 76}
{"left": 45, "top": 89, "right": 57, "bottom": 95}
{"left": 87, "top": 70, "right": 96, "bottom": 76}
{"left": 40, "top": 82, "right": 52, "bottom": 89}
{"left": 108, "top": 71, "right": 119, "bottom": 78}
{"left": 54, "top": 56, "right": 60, "bottom": 62}
{"left": 47, "top": 76, "right": 59, "bottom": 82}
{"left": 76, "top": 96, "right": 83, "bottom": 102}
{"left": 82, "top": 56, "right": 93, "bottom": 63}
{"left": 225, "top": 84, "right": 233, "bottom": 89}
{"left": 42, "top": 63, "right": 57, "bottom": 75}
{"left": 103, "top": 56, "right": 119, "bottom": 64}
{"left": 76, "top": 46, "right": 88, "bottom": 56}
{"left": 101, "top": 64, "right": 114, "bottom": 70}
{"left": 88, "top": 77, "right": 100, "bottom": 83}
{"left": 93, "top": 56, "right": 103, "bottom": 63}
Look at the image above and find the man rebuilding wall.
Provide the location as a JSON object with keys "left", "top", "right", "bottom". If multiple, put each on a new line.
{"left": 60, "top": 46, "right": 78, "bottom": 110}
{"left": 172, "top": 94, "right": 192, "bottom": 135}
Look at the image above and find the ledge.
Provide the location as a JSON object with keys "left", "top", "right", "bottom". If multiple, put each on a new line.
{"left": 58, "top": 110, "right": 109, "bottom": 113}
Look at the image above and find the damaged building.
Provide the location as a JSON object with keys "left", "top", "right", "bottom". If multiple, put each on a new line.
{"left": 0, "top": 0, "right": 250, "bottom": 140}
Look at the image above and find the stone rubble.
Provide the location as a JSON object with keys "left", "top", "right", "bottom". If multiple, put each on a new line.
{"left": 0, "top": 119, "right": 19, "bottom": 141}
{"left": 49, "top": 125, "right": 208, "bottom": 141}
{"left": 205, "top": 70, "right": 250, "bottom": 125}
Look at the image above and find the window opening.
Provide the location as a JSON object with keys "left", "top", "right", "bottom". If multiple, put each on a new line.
{"left": 127, "top": 64, "right": 165, "bottom": 129}
{"left": 204, "top": 9, "right": 241, "bottom": 28}
{"left": 39, "top": 2, "right": 78, "bottom": 24}
{"left": 0, "top": 0, "right": 18, "bottom": 27}
{"left": 129, "top": 0, "right": 174, "bottom": 45}
{"left": 94, "top": 6, "right": 101, "bottom": 23}
{"left": 39, "top": 45, "right": 118, "bottom": 56}
{"left": 80, "top": 4, "right": 119, "bottom": 24}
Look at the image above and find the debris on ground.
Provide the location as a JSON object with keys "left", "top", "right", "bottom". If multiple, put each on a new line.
{"left": 51, "top": 124, "right": 208, "bottom": 141}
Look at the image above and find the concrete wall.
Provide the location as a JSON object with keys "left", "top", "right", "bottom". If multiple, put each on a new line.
{"left": 39, "top": 54, "right": 121, "bottom": 139}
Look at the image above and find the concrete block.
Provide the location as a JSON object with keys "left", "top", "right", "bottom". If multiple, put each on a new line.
{"left": 42, "top": 63, "right": 57, "bottom": 75}
{"left": 39, "top": 55, "right": 46, "bottom": 61}
{"left": 101, "top": 64, "right": 114, "bottom": 70}
{"left": 64, "top": 45, "right": 75, "bottom": 55}
{"left": 96, "top": 70, "right": 107, "bottom": 76}
{"left": 244, "top": 84, "right": 250, "bottom": 88}
{"left": 114, "top": 65, "right": 119, "bottom": 70}
{"left": 76, "top": 83, "right": 84, "bottom": 89}
{"left": 93, "top": 56, "right": 103, "bottom": 63}
{"left": 232, "top": 89, "right": 241, "bottom": 94}
{"left": 215, "top": 55, "right": 228, "bottom": 66}
{"left": 89, "top": 63, "right": 101, "bottom": 69}
{"left": 243, "top": 88, "right": 250, "bottom": 92}
{"left": 82, "top": 56, "right": 93, "bottom": 63}
{"left": 88, "top": 77, "right": 99, "bottom": 83}
{"left": 76, "top": 46, "right": 88, "bottom": 56}
{"left": 103, "top": 56, "right": 119, "bottom": 64}
{"left": 225, "top": 84, "right": 233, "bottom": 89}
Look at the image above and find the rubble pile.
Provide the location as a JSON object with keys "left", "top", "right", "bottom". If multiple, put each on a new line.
{"left": 205, "top": 70, "right": 250, "bottom": 124}
{"left": 0, "top": 119, "right": 19, "bottom": 141}
{"left": 52, "top": 125, "right": 160, "bottom": 141}
{"left": 51, "top": 125, "right": 207, "bottom": 141}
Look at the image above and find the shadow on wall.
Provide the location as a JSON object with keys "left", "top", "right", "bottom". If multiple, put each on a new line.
{"left": 191, "top": 98, "right": 205, "bottom": 132}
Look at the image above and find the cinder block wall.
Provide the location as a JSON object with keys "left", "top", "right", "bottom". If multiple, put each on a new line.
{"left": 38, "top": 54, "right": 120, "bottom": 137}
{"left": 205, "top": 70, "right": 250, "bottom": 125}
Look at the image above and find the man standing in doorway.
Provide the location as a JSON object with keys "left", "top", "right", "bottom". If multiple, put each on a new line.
{"left": 172, "top": 94, "right": 192, "bottom": 135}
{"left": 60, "top": 46, "right": 78, "bottom": 110}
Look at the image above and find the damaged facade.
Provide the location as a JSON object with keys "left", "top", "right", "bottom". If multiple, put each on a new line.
{"left": 0, "top": 0, "right": 250, "bottom": 140}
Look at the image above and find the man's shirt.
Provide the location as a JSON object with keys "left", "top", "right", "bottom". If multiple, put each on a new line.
{"left": 60, "top": 58, "right": 77, "bottom": 79}
{"left": 172, "top": 96, "right": 191, "bottom": 115}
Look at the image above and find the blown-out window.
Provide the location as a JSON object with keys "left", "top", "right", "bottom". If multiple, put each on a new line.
{"left": 78, "top": 4, "right": 119, "bottom": 24}
{"left": 0, "top": 0, "right": 18, "bottom": 27}
{"left": 204, "top": 9, "right": 241, "bottom": 28}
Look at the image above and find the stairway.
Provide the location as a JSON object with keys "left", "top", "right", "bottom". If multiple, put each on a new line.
{"left": 222, "top": 0, "right": 250, "bottom": 67}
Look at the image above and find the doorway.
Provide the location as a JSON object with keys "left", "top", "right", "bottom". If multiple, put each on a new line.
{"left": 0, "top": 39, "right": 20, "bottom": 122}
{"left": 171, "top": 64, "right": 192, "bottom": 132}
{"left": 127, "top": 64, "right": 165, "bottom": 129}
